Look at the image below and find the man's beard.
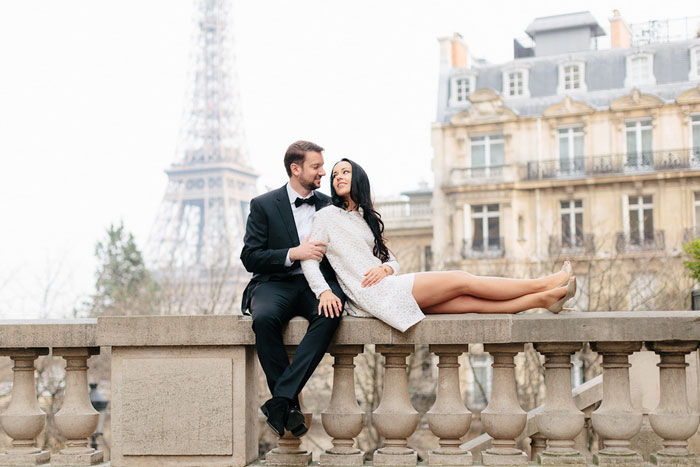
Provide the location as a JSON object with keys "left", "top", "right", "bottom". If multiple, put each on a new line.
{"left": 300, "top": 175, "right": 320, "bottom": 191}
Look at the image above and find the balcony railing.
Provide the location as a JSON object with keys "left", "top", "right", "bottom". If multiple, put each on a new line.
{"left": 526, "top": 148, "right": 700, "bottom": 181}
{"left": 683, "top": 226, "right": 700, "bottom": 244}
{"left": 462, "top": 237, "right": 505, "bottom": 259}
{"left": 2, "top": 314, "right": 700, "bottom": 466}
{"left": 548, "top": 234, "right": 596, "bottom": 257}
{"left": 376, "top": 199, "right": 432, "bottom": 230}
{"left": 449, "top": 164, "right": 519, "bottom": 186}
{"left": 616, "top": 230, "right": 665, "bottom": 253}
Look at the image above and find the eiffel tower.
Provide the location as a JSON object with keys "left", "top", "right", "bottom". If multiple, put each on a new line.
{"left": 148, "top": 0, "right": 257, "bottom": 314}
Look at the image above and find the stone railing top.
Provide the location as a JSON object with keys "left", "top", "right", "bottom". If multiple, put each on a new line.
{"left": 0, "top": 318, "right": 97, "bottom": 349}
{"left": 0, "top": 312, "right": 699, "bottom": 349}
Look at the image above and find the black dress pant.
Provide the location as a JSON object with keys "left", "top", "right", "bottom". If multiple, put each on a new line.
{"left": 250, "top": 275, "right": 343, "bottom": 401}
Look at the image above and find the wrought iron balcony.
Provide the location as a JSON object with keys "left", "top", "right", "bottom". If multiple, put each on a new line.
{"left": 548, "top": 234, "right": 595, "bottom": 257}
{"left": 526, "top": 148, "right": 700, "bottom": 181}
{"left": 683, "top": 226, "right": 700, "bottom": 244}
{"left": 615, "top": 230, "right": 665, "bottom": 253}
{"left": 462, "top": 237, "right": 505, "bottom": 259}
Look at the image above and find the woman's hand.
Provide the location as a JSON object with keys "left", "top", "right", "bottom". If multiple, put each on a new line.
{"left": 361, "top": 265, "right": 392, "bottom": 288}
{"left": 318, "top": 290, "right": 342, "bottom": 318}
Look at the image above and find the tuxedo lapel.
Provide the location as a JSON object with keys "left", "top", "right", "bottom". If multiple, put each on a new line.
{"left": 314, "top": 190, "right": 329, "bottom": 211}
{"left": 275, "top": 185, "right": 300, "bottom": 245}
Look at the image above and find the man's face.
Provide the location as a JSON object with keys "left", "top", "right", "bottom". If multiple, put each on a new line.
{"left": 292, "top": 151, "right": 325, "bottom": 191}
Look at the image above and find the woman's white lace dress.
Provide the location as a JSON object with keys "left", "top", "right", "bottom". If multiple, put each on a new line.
{"left": 301, "top": 205, "right": 425, "bottom": 332}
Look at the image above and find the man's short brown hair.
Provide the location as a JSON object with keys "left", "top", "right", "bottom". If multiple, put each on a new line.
{"left": 284, "top": 141, "right": 324, "bottom": 177}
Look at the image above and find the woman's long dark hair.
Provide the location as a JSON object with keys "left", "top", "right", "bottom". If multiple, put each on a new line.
{"left": 330, "top": 158, "right": 390, "bottom": 263}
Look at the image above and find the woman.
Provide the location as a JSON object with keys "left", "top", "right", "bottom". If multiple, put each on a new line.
{"left": 301, "top": 158, "right": 576, "bottom": 332}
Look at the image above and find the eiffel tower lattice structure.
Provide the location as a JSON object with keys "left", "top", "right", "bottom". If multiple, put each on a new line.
{"left": 148, "top": 0, "right": 257, "bottom": 314}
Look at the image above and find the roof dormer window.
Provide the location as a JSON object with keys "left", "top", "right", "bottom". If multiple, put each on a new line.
{"left": 502, "top": 68, "right": 530, "bottom": 98}
{"left": 557, "top": 61, "right": 586, "bottom": 95}
{"left": 625, "top": 53, "right": 655, "bottom": 87}
{"left": 450, "top": 74, "right": 476, "bottom": 106}
{"left": 690, "top": 45, "right": 700, "bottom": 81}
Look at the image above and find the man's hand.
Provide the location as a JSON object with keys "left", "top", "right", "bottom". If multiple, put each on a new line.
{"left": 361, "top": 265, "right": 392, "bottom": 288}
{"left": 289, "top": 235, "right": 327, "bottom": 262}
{"left": 318, "top": 290, "right": 342, "bottom": 318}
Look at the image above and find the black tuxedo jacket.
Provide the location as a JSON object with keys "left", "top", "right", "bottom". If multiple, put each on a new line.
{"left": 240, "top": 184, "right": 340, "bottom": 314}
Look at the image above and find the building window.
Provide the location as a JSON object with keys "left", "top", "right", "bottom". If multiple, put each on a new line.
{"left": 627, "top": 195, "right": 654, "bottom": 246}
{"left": 472, "top": 204, "right": 500, "bottom": 251}
{"left": 694, "top": 192, "right": 700, "bottom": 232}
{"left": 625, "top": 53, "right": 655, "bottom": 87}
{"left": 470, "top": 135, "right": 505, "bottom": 177}
{"left": 558, "top": 126, "right": 584, "bottom": 175}
{"left": 561, "top": 200, "right": 583, "bottom": 249}
{"left": 558, "top": 62, "right": 586, "bottom": 94}
{"left": 502, "top": 68, "right": 529, "bottom": 98}
{"left": 625, "top": 120, "right": 653, "bottom": 170}
{"left": 450, "top": 75, "right": 475, "bottom": 105}
{"left": 690, "top": 45, "right": 700, "bottom": 81}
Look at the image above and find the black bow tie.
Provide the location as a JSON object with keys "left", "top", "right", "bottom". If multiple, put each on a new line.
{"left": 294, "top": 195, "right": 315, "bottom": 208}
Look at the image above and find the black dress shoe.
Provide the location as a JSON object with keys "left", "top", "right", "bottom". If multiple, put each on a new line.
{"left": 260, "top": 397, "right": 289, "bottom": 437}
{"left": 286, "top": 407, "right": 308, "bottom": 437}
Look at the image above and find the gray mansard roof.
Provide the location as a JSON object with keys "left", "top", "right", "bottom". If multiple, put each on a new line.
{"left": 437, "top": 38, "right": 700, "bottom": 124}
{"left": 525, "top": 11, "right": 605, "bottom": 38}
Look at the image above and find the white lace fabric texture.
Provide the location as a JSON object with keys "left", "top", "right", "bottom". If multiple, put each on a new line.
{"left": 301, "top": 205, "right": 425, "bottom": 332}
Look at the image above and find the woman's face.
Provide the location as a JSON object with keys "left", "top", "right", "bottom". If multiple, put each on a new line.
{"left": 332, "top": 161, "right": 352, "bottom": 198}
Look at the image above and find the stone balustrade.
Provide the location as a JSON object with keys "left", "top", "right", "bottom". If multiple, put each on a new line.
{"left": 0, "top": 312, "right": 699, "bottom": 466}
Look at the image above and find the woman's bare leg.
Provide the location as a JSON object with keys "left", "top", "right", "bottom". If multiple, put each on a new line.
{"left": 422, "top": 286, "right": 568, "bottom": 315}
{"left": 412, "top": 270, "right": 568, "bottom": 309}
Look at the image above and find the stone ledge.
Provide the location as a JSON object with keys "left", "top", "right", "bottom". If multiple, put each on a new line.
{"left": 0, "top": 312, "right": 699, "bottom": 349}
{"left": 0, "top": 319, "right": 97, "bottom": 348}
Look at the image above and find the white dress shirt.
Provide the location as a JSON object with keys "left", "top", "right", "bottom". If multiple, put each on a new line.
{"left": 284, "top": 183, "right": 317, "bottom": 268}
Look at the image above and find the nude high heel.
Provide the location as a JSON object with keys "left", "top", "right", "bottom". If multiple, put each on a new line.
{"left": 548, "top": 276, "right": 576, "bottom": 314}
{"left": 560, "top": 260, "right": 573, "bottom": 287}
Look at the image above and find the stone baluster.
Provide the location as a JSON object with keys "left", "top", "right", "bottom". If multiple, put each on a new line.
{"left": 481, "top": 343, "right": 528, "bottom": 465}
{"left": 265, "top": 346, "right": 312, "bottom": 467}
{"left": 646, "top": 341, "right": 700, "bottom": 466}
{"left": 530, "top": 434, "right": 547, "bottom": 461}
{"left": 372, "top": 344, "right": 419, "bottom": 467}
{"left": 0, "top": 348, "right": 50, "bottom": 465}
{"left": 534, "top": 342, "right": 585, "bottom": 465}
{"left": 52, "top": 347, "right": 106, "bottom": 466}
{"left": 320, "top": 345, "right": 365, "bottom": 466}
{"left": 426, "top": 344, "right": 472, "bottom": 466}
{"left": 590, "top": 342, "right": 643, "bottom": 466}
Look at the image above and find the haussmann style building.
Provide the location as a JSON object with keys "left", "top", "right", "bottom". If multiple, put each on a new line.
{"left": 384, "top": 10, "right": 700, "bottom": 311}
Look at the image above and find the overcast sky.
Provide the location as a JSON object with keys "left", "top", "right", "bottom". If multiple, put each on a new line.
{"left": 0, "top": 1, "right": 697, "bottom": 319}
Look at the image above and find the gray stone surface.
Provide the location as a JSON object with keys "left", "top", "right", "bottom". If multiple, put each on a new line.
{"left": 0, "top": 450, "right": 50, "bottom": 465}
{"left": 50, "top": 450, "right": 105, "bottom": 465}
{"left": 429, "top": 451, "right": 473, "bottom": 465}
{"left": 121, "top": 357, "right": 233, "bottom": 455}
{"left": 320, "top": 451, "right": 365, "bottom": 466}
{"left": 0, "top": 319, "right": 96, "bottom": 348}
{"left": 95, "top": 311, "right": 700, "bottom": 347}
{"left": 110, "top": 345, "right": 258, "bottom": 466}
{"left": 0, "top": 312, "right": 693, "bottom": 349}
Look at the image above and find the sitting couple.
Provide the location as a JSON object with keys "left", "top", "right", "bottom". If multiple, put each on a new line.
{"left": 240, "top": 140, "right": 576, "bottom": 438}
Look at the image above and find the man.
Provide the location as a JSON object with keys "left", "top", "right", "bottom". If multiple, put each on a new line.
{"left": 240, "top": 140, "right": 345, "bottom": 438}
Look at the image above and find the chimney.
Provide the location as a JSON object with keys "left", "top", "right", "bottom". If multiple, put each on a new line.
{"left": 438, "top": 33, "right": 469, "bottom": 69}
{"left": 609, "top": 10, "right": 631, "bottom": 48}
